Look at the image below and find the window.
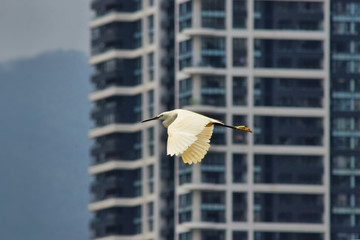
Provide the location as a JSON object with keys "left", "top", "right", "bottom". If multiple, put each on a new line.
{"left": 134, "top": 206, "right": 142, "bottom": 234}
{"left": 233, "top": 154, "right": 247, "bottom": 183}
{"left": 233, "top": 77, "right": 247, "bottom": 106}
{"left": 254, "top": 78, "right": 322, "bottom": 108}
{"left": 148, "top": 15, "right": 154, "bottom": 44}
{"left": 180, "top": 232, "right": 192, "bottom": 240}
{"left": 179, "top": 193, "right": 192, "bottom": 223}
{"left": 233, "top": 38, "right": 247, "bottom": 66}
{"left": 233, "top": 193, "right": 247, "bottom": 221}
{"left": 148, "top": 52, "right": 154, "bottom": 81}
{"left": 179, "top": 161, "right": 192, "bottom": 184}
{"left": 201, "top": 0, "right": 225, "bottom": 29}
{"left": 201, "top": 191, "right": 226, "bottom": 223}
{"left": 148, "top": 128, "right": 154, "bottom": 156}
{"left": 134, "top": 94, "right": 142, "bottom": 122}
{"left": 147, "top": 202, "right": 154, "bottom": 231}
{"left": 254, "top": 39, "right": 323, "bottom": 69}
{"left": 148, "top": 90, "right": 154, "bottom": 116}
{"left": 134, "top": 20, "right": 142, "bottom": 48}
{"left": 179, "top": 40, "right": 192, "bottom": 70}
{"left": 134, "top": 168, "right": 142, "bottom": 197}
{"left": 254, "top": 193, "right": 323, "bottom": 223}
{"left": 134, "top": 57, "right": 142, "bottom": 85}
{"left": 201, "top": 152, "right": 225, "bottom": 184}
{"left": 233, "top": 0, "right": 247, "bottom": 28}
{"left": 201, "top": 37, "right": 226, "bottom": 68}
{"left": 201, "top": 75, "right": 225, "bottom": 106}
{"left": 179, "top": 78, "right": 193, "bottom": 107}
{"left": 254, "top": 155, "right": 323, "bottom": 184}
{"left": 254, "top": 116, "right": 323, "bottom": 145}
{"left": 254, "top": 1, "right": 323, "bottom": 31}
{"left": 147, "top": 164, "right": 154, "bottom": 193}
{"left": 179, "top": 1, "right": 192, "bottom": 32}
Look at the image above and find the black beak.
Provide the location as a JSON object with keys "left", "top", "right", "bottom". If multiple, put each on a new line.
{"left": 141, "top": 116, "right": 160, "bottom": 123}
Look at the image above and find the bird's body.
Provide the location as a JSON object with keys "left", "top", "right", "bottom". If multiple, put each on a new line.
{"left": 142, "top": 109, "right": 252, "bottom": 165}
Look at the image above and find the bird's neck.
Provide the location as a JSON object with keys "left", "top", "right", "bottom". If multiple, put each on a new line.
{"left": 162, "top": 113, "right": 177, "bottom": 128}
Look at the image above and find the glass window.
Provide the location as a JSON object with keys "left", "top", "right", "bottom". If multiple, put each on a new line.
{"left": 134, "top": 57, "right": 142, "bottom": 85}
{"left": 148, "top": 128, "right": 154, "bottom": 156}
{"left": 179, "top": 1, "right": 192, "bottom": 32}
{"left": 179, "top": 232, "right": 192, "bottom": 240}
{"left": 233, "top": 154, "right": 247, "bottom": 183}
{"left": 134, "top": 20, "right": 142, "bottom": 49}
{"left": 134, "top": 94, "right": 142, "bottom": 122}
{"left": 148, "top": 90, "right": 154, "bottom": 117}
{"left": 201, "top": 152, "right": 225, "bottom": 184}
{"left": 201, "top": 191, "right": 225, "bottom": 223}
{"left": 254, "top": 193, "right": 323, "bottom": 223}
{"left": 134, "top": 168, "right": 142, "bottom": 196}
{"left": 201, "top": 0, "right": 225, "bottom": 29}
{"left": 254, "top": 78, "right": 322, "bottom": 108}
{"left": 254, "top": 1, "right": 323, "bottom": 31}
{"left": 147, "top": 202, "right": 154, "bottom": 231}
{"left": 148, "top": 15, "right": 154, "bottom": 44}
{"left": 201, "top": 75, "right": 225, "bottom": 106}
{"left": 179, "top": 161, "right": 192, "bottom": 184}
{"left": 233, "top": 77, "right": 247, "bottom": 106}
{"left": 148, "top": 52, "right": 154, "bottom": 81}
{"left": 254, "top": 116, "right": 323, "bottom": 146}
{"left": 201, "top": 37, "right": 226, "bottom": 68}
{"left": 254, "top": 39, "right": 323, "bottom": 69}
{"left": 233, "top": 193, "right": 247, "bottom": 221}
{"left": 233, "top": 38, "right": 247, "bottom": 67}
{"left": 179, "top": 40, "right": 192, "bottom": 70}
{"left": 179, "top": 193, "right": 192, "bottom": 223}
{"left": 201, "top": 230, "right": 225, "bottom": 240}
{"left": 179, "top": 78, "right": 193, "bottom": 107}
{"left": 255, "top": 232, "right": 323, "bottom": 240}
{"left": 233, "top": 0, "right": 247, "bottom": 28}
{"left": 134, "top": 205, "right": 142, "bottom": 234}
{"left": 254, "top": 155, "right": 323, "bottom": 184}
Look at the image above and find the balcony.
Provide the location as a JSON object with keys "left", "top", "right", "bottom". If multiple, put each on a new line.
{"left": 91, "top": 207, "right": 142, "bottom": 238}
{"left": 91, "top": 23, "right": 142, "bottom": 56}
{"left": 91, "top": 0, "right": 141, "bottom": 17}
{"left": 91, "top": 171, "right": 141, "bottom": 201}
{"left": 91, "top": 132, "right": 142, "bottom": 161}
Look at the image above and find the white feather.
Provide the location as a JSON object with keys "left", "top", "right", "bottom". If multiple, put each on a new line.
{"left": 167, "top": 110, "right": 213, "bottom": 156}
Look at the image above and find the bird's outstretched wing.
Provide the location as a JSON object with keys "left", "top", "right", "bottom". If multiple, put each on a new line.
{"left": 167, "top": 110, "right": 211, "bottom": 157}
{"left": 181, "top": 124, "right": 213, "bottom": 164}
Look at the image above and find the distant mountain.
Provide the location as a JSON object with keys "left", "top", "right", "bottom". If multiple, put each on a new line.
{"left": 0, "top": 50, "right": 92, "bottom": 240}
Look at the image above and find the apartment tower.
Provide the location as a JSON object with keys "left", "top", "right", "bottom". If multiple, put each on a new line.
{"left": 175, "top": 0, "right": 329, "bottom": 240}
{"left": 89, "top": 0, "right": 175, "bottom": 240}
{"left": 330, "top": 1, "right": 360, "bottom": 239}
{"left": 88, "top": 0, "right": 332, "bottom": 240}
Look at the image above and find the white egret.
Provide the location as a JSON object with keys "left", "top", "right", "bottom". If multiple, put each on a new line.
{"left": 142, "top": 109, "right": 252, "bottom": 165}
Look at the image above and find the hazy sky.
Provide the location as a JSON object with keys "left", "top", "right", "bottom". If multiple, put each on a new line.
{"left": 0, "top": 0, "right": 91, "bottom": 62}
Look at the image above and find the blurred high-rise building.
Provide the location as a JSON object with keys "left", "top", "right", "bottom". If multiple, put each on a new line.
{"left": 87, "top": 0, "right": 355, "bottom": 240}
{"left": 89, "top": 0, "right": 176, "bottom": 239}
{"left": 175, "top": 1, "right": 329, "bottom": 240}
{"left": 330, "top": 1, "right": 360, "bottom": 240}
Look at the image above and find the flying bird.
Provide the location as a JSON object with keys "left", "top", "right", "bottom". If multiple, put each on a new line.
{"left": 142, "top": 109, "right": 252, "bottom": 165}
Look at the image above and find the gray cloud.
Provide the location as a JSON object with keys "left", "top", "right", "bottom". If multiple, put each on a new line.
{"left": 0, "top": 0, "right": 91, "bottom": 62}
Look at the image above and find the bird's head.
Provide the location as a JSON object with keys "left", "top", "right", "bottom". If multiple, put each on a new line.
{"left": 141, "top": 111, "right": 177, "bottom": 128}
